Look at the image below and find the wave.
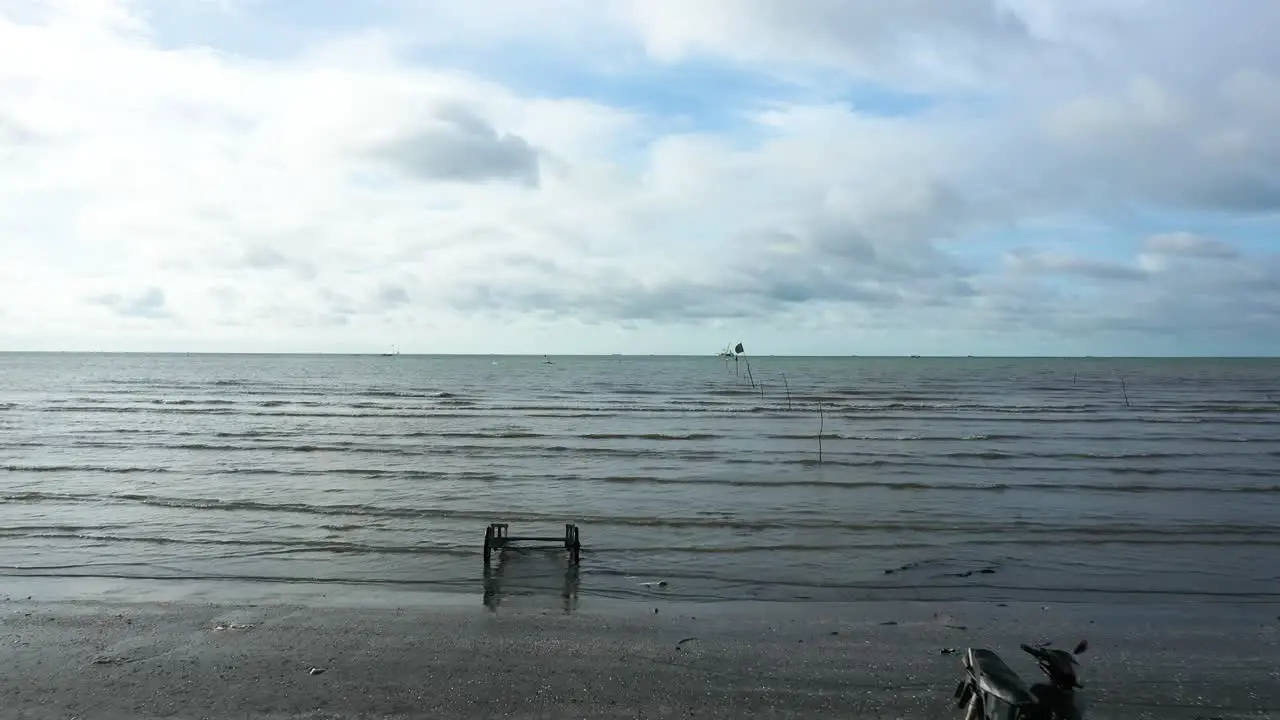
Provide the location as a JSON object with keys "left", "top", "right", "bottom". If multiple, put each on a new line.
{"left": 716, "top": 456, "right": 1280, "bottom": 477}
{"left": 0, "top": 532, "right": 478, "bottom": 556}
{"left": 579, "top": 432, "right": 722, "bottom": 440}
{"left": 40, "top": 406, "right": 238, "bottom": 415}
{"left": 7, "top": 448, "right": 1280, "bottom": 479}
{"left": 17, "top": 426, "right": 1277, "bottom": 448}
{"left": 3, "top": 491, "right": 1276, "bottom": 535}
{"left": 146, "top": 398, "right": 236, "bottom": 406}
{"left": 30, "top": 402, "right": 1280, "bottom": 430}
{"left": 585, "top": 476, "right": 1280, "bottom": 494}
{"left": 765, "top": 432, "right": 1032, "bottom": 441}
{"left": 5, "top": 467, "right": 1278, "bottom": 493}
{"left": 1, "top": 464, "right": 170, "bottom": 474}
{"left": 5, "top": 535, "right": 1280, "bottom": 565}
{"left": 0, "top": 524, "right": 132, "bottom": 535}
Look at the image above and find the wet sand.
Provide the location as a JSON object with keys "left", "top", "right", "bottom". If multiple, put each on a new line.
{"left": 1, "top": 596, "right": 1276, "bottom": 719}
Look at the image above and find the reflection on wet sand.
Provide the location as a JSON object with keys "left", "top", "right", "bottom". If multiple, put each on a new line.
{"left": 482, "top": 547, "right": 581, "bottom": 613}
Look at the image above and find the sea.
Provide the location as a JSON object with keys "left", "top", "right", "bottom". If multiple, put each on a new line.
{"left": 2, "top": 353, "right": 1277, "bottom": 610}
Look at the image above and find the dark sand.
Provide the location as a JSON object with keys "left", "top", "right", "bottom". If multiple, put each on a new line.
{"left": 2, "top": 593, "right": 1277, "bottom": 719}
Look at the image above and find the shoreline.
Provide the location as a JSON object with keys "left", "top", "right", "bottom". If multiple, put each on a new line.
{"left": 2, "top": 593, "right": 1276, "bottom": 719}
{"left": 5, "top": 571, "right": 1276, "bottom": 612}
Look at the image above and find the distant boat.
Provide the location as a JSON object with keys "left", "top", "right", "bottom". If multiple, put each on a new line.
{"left": 543, "top": 355, "right": 553, "bottom": 365}
{"left": 381, "top": 346, "right": 400, "bottom": 357}
{"left": 717, "top": 341, "right": 743, "bottom": 358}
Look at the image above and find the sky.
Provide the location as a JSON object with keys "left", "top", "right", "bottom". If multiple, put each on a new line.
{"left": 1, "top": 0, "right": 1278, "bottom": 356}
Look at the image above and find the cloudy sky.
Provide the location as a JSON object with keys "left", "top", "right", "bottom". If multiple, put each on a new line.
{"left": 1, "top": 0, "right": 1278, "bottom": 355}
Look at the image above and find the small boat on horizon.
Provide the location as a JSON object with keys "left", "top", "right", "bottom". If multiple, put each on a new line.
{"left": 717, "top": 342, "right": 744, "bottom": 358}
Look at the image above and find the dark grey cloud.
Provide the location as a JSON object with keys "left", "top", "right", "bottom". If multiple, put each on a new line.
{"left": 502, "top": 252, "right": 564, "bottom": 274}
{"left": 1043, "top": 129, "right": 1280, "bottom": 217}
{"left": 303, "top": 283, "right": 414, "bottom": 325}
{"left": 0, "top": 113, "right": 39, "bottom": 146}
{"left": 231, "top": 244, "right": 317, "bottom": 280}
{"left": 451, "top": 274, "right": 757, "bottom": 322}
{"left": 1005, "top": 250, "right": 1147, "bottom": 281}
{"left": 91, "top": 287, "right": 169, "bottom": 318}
{"left": 443, "top": 215, "right": 983, "bottom": 324}
{"left": 722, "top": 262, "right": 905, "bottom": 308}
{"left": 240, "top": 246, "right": 292, "bottom": 269}
{"left": 318, "top": 288, "right": 356, "bottom": 316}
{"left": 435, "top": 207, "right": 1278, "bottom": 350}
{"left": 983, "top": 243, "right": 1280, "bottom": 345}
{"left": 1142, "top": 233, "right": 1239, "bottom": 260}
{"left": 800, "top": 222, "right": 878, "bottom": 263}
{"left": 1070, "top": 289, "right": 1280, "bottom": 341}
{"left": 376, "top": 283, "right": 410, "bottom": 307}
{"left": 208, "top": 285, "right": 240, "bottom": 311}
{"left": 373, "top": 105, "right": 539, "bottom": 187}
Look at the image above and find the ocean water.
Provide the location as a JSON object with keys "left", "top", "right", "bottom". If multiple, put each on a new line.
{"left": 2, "top": 353, "right": 1278, "bottom": 608}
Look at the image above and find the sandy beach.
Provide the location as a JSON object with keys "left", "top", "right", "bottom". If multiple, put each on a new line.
{"left": 2, "top": 590, "right": 1276, "bottom": 720}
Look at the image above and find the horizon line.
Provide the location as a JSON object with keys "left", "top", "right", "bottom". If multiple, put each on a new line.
{"left": 1, "top": 351, "right": 1276, "bottom": 360}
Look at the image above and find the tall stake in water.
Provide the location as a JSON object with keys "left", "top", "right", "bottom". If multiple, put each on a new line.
{"left": 817, "top": 403, "right": 824, "bottom": 466}
{"left": 1119, "top": 375, "right": 1131, "bottom": 407}
{"left": 781, "top": 373, "right": 792, "bottom": 410}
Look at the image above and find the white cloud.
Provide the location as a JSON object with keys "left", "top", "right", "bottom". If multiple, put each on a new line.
{"left": 0, "top": 0, "right": 1277, "bottom": 354}
{"left": 621, "top": 0, "right": 1038, "bottom": 90}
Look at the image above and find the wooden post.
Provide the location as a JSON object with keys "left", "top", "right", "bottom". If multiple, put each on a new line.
{"left": 817, "top": 403, "right": 824, "bottom": 466}
{"left": 483, "top": 525, "right": 493, "bottom": 567}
